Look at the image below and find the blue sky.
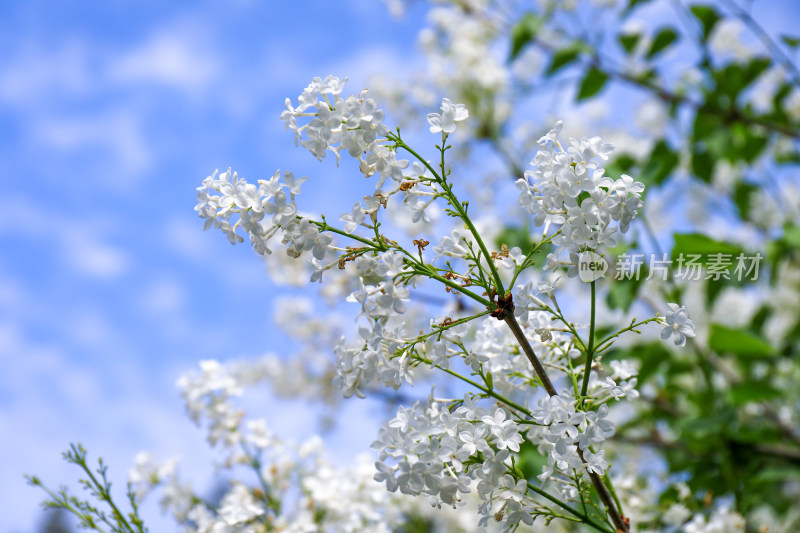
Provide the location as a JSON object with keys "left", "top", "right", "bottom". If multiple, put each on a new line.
{"left": 3, "top": 1, "right": 800, "bottom": 531}
{"left": 0, "top": 1, "right": 427, "bottom": 530}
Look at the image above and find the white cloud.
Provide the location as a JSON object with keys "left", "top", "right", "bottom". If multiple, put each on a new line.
{"left": 0, "top": 196, "right": 132, "bottom": 280}
{"left": 0, "top": 39, "right": 92, "bottom": 107}
{"left": 0, "top": 279, "right": 25, "bottom": 309}
{"left": 165, "top": 216, "right": 215, "bottom": 261}
{"left": 1, "top": 19, "right": 221, "bottom": 109}
{"left": 139, "top": 278, "right": 186, "bottom": 314}
{"left": 2, "top": 19, "right": 225, "bottom": 191}
{"left": 33, "top": 109, "right": 153, "bottom": 175}
{"left": 108, "top": 25, "right": 219, "bottom": 91}
{"left": 61, "top": 230, "right": 130, "bottom": 279}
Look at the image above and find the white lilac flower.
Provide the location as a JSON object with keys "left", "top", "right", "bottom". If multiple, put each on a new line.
{"left": 481, "top": 408, "right": 523, "bottom": 452}
{"left": 245, "top": 419, "right": 273, "bottom": 450}
{"left": 339, "top": 202, "right": 366, "bottom": 233}
{"left": 609, "top": 359, "right": 638, "bottom": 380}
{"left": 196, "top": 168, "right": 309, "bottom": 256}
{"left": 661, "top": 303, "right": 697, "bottom": 347}
{"left": 128, "top": 452, "right": 178, "bottom": 502}
{"left": 432, "top": 228, "right": 470, "bottom": 260}
{"left": 583, "top": 449, "right": 608, "bottom": 475}
{"left": 427, "top": 97, "right": 469, "bottom": 134}
{"left": 217, "top": 484, "right": 265, "bottom": 525}
{"left": 514, "top": 122, "right": 645, "bottom": 264}
{"left": 280, "top": 76, "right": 407, "bottom": 192}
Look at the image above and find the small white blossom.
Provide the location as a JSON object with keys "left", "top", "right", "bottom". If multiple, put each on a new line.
{"left": 661, "top": 303, "right": 696, "bottom": 347}
{"left": 426, "top": 98, "right": 469, "bottom": 134}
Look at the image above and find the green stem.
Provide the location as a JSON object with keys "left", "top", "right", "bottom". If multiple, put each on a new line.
{"left": 241, "top": 443, "right": 278, "bottom": 513}
{"left": 410, "top": 310, "right": 492, "bottom": 344}
{"left": 603, "top": 471, "right": 625, "bottom": 519}
{"left": 312, "top": 216, "right": 494, "bottom": 308}
{"left": 393, "top": 136, "right": 506, "bottom": 296}
{"left": 577, "top": 448, "right": 627, "bottom": 532}
{"left": 434, "top": 364, "right": 532, "bottom": 417}
{"left": 580, "top": 281, "right": 596, "bottom": 399}
{"left": 423, "top": 269, "right": 494, "bottom": 307}
{"left": 313, "top": 219, "right": 383, "bottom": 250}
{"left": 83, "top": 469, "right": 136, "bottom": 533}
{"left": 33, "top": 483, "right": 101, "bottom": 531}
{"left": 525, "top": 482, "right": 615, "bottom": 533}
{"left": 439, "top": 176, "right": 506, "bottom": 295}
{"left": 509, "top": 231, "right": 558, "bottom": 287}
{"left": 595, "top": 316, "right": 660, "bottom": 353}
{"left": 503, "top": 305, "right": 626, "bottom": 530}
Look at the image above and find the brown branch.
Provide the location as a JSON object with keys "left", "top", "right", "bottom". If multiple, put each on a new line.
{"left": 526, "top": 35, "right": 800, "bottom": 140}
{"left": 500, "top": 306, "right": 629, "bottom": 532}
{"left": 502, "top": 312, "right": 557, "bottom": 396}
{"left": 610, "top": 68, "right": 800, "bottom": 140}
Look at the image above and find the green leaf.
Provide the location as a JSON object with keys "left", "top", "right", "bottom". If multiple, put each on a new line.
{"left": 517, "top": 440, "right": 547, "bottom": 480}
{"left": 690, "top": 146, "right": 715, "bottom": 183}
{"left": 782, "top": 224, "right": 800, "bottom": 249}
{"left": 692, "top": 108, "right": 723, "bottom": 140}
{"left": 509, "top": 13, "right": 541, "bottom": 61}
{"left": 729, "top": 122, "right": 768, "bottom": 163}
{"left": 619, "top": 32, "right": 641, "bottom": 54}
{"left": 781, "top": 35, "right": 800, "bottom": 49}
{"left": 495, "top": 225, "right": 536, "bottom": 252}
{"left": 577, "top": 67, "right": 608, "bottom": 100}
{"left": 765, "top": 225, "right": 800, "bottom": 284}
{"left": 642, "top": 139, "right": 679, "bottom": 185}
{"left": 647, "top": 27, "right": 679, "bottom": 59}
{"left": 733, "top": 182, "right": 757, "bottom": 220}
{"left": 753, "top": 467, "right": 800, "bottom": 483}
{"left": 689, "top": 4, "right": 721, "bottom": 40}
{"left": 624, "top": 0, "right": 652, "bottom": 14}
{"left": 672, "top": 233, "right": 744, "bottom": 260}
{"left": 604, "top": 154, "right": 637, "bottom": 180}
{"left": 709, "top": 323, "right": 775, "bottom": 358}
{"left": 726, "top": 381, "right": 782, "bottom": 405}
{"left": 749, "top": 305, "right": 772, "bottom": 335}
{"left": 775, "top": 149, "right": 800, "bottom": 164}
{"left": 606, "top": 274, "right": 645, "bottom": 312}
{"left": 713, "top": 58, "right": 772, "bottom": 103}
{"left": 545, "top": 44, "right": 584, "bottom": 76}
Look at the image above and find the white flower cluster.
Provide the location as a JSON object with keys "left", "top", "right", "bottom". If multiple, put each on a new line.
{"left": 156, "top": 358, "right": 501, "bottom": 533}
{"left": 177, "top": 359, "right": 245, "bottom": 448}
{"left": 530, "top": 392, "right": 614, "bottom": 481}
{"left": 597, "top": 360, "right": 640, "bottom": 401}
{"left": 684, "top": 505, "right": 746, "bottom": 532}
{"left": 195, "top": 167, "right": 346, "bottom": 263}
{"left": 280, "top": 75, "right": 409, "bottom": 189}
{"left": 127, "top": 452, "right": 195, "bottom": 523}
{"left": 331, "top": 253, "right": 419, "bottom": 398}
{"left": 373, "top": 396, "right": 538, "bottom": 529}
{"left": 195, "top": 168, "right": 312, "bottom": 256}
{"left": 515, "top": 122, "right": 645, "bottom": 271}
{"left": 333, "top": 321, "right": 412, "bottom": 399}
{"left": 128, "top": 451, "right": 179, "bottom": 503}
